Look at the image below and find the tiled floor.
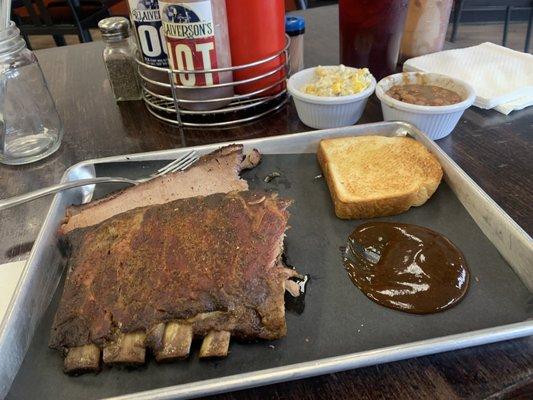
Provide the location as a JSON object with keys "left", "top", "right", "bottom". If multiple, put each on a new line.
{"left": 26, "top": 22, "right": 532, "bottom": 55}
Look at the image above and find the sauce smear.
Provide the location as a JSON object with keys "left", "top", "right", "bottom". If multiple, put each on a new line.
{"left": 342, "top": 222, "right": 469, "bottom": 314}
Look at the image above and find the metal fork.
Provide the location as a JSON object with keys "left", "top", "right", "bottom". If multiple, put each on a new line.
{"left": 0, "top": 150, "right": 198, "bottom": 211}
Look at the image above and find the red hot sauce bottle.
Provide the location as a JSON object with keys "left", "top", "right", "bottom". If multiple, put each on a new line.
{"left": 159, "top": 0, "right": 233, "bottom": 111}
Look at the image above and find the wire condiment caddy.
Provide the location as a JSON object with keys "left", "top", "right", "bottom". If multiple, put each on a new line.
{"left": 136, "top": 36, "right": 291, "bottom": 128}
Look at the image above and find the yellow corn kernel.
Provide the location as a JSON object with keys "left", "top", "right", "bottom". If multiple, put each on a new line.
{"left": 304, "top": 85, "right": 317, "bottom": 95}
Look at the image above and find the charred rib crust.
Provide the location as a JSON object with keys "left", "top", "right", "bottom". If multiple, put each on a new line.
{"left": 50, "top": 191, "right": 292, "bottom": 356}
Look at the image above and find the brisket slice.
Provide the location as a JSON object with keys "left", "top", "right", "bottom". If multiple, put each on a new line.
{"left": 60, "top": 145, "right": 260, "bottom": 234}
{"left": 50, "top": 191, "right": 297, "bottom": 370}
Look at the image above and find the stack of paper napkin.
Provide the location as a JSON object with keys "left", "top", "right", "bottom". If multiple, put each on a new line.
{"left": 0, "top": 260, "right": 26, "bottom": 323}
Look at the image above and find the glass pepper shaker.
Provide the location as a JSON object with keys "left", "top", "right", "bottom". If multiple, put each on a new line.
{"left": 0, "top": 21, "right": 63, "bottom": 165}
{"left": 98, "top": 17, "right": 142, "bottom": 102}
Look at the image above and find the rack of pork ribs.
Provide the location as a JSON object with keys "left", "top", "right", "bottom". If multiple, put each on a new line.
{"left": 49, "top": 145, "right": 302, "bottom": 374}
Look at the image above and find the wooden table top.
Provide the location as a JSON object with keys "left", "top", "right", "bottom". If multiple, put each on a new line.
{"left": 1, "top": 5, "right": 531, "bottom": 399}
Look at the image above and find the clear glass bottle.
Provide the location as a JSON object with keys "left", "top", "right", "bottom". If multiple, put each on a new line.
{"left": 0, "top": 22, "right": 63, "bottom": 165}
{"left": 98, "top": 17, "right": 143, "bottom": 101}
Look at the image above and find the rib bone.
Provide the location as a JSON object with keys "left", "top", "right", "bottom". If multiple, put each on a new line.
{"left": 282, "top": 267, "right": 300, "bottom": 279}
{"left": 199, "top": 330, "right": 231, "bottom": 358}
{"left": 285, "top": 279, "right": 301, "bottom": 297}
{"left": 146, "top": 322, "right": 165, "bottom": 351}
{"left": 103, "top": 332, "right": 146, "bottom": 365}
{"left": 64, "top": 344, "right": 101, "bottom": 374}
{"left": 156, "top": 322, "right": 193, "bottom": 362}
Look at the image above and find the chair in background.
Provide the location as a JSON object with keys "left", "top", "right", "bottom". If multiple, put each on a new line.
{"left": 12, "top": 0, "right": 121, "bottom": 49}
{"left": 451, "top": 0, "right": 533, "bottom": 52}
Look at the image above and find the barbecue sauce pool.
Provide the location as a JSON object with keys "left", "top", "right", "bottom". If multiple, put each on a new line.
{"left": 342, "top": 222, "right": 470, "bottom": 314}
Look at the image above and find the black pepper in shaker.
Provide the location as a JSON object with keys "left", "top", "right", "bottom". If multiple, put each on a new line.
{"left": 98, "top": 17, "right": 143, "bottom": 102}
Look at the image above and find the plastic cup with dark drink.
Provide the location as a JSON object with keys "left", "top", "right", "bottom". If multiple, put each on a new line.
{"left": 339, "top": 0, "right": 409, "bottom": 80}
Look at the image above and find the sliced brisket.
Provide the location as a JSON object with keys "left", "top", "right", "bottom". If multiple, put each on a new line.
{"left": 60, "top": 144, "right": 258, "bottom": 234}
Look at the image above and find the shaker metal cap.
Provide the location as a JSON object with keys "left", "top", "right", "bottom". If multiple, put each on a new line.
{"left": 98, "top": 17, "right": 131, "bottom": 40}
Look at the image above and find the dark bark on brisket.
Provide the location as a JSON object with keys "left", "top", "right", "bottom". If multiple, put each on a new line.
{"left": 60, "top": 144, "right": 260, "bottom": 234}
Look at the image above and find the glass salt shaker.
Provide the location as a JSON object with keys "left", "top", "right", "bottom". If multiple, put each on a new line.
{"left": 0, "top": 21, "right": 63, "bottom": 165}
{"left": 98, "top": 17, "right": 142, "bottom": 102}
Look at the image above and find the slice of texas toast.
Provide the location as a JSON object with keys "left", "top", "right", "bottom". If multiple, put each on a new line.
{"left": 317, "top": 136, "right": 443, "bottom": 219}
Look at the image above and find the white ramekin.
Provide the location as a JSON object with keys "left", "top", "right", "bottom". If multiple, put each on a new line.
{"left": 287, "top": 66, "right": 376, "bottom": 129}
{"left": 375, "top": 72, "right": 475, "bottom": 140}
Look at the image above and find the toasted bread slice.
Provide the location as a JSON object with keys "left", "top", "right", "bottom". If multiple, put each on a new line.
{"left": 317, "top": 136, "right": 443, "bottom": 219}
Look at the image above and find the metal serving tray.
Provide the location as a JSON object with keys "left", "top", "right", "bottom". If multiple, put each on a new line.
{"left": 1, "top": 122, "right": 532, "bottom": 399}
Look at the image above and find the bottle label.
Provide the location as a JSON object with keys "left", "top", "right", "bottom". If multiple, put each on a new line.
{"left": 160, "top": 0, "right": 219, "bottom": 86}
{"left": 129, "top": 0, "right": 169, "bottom": 67}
